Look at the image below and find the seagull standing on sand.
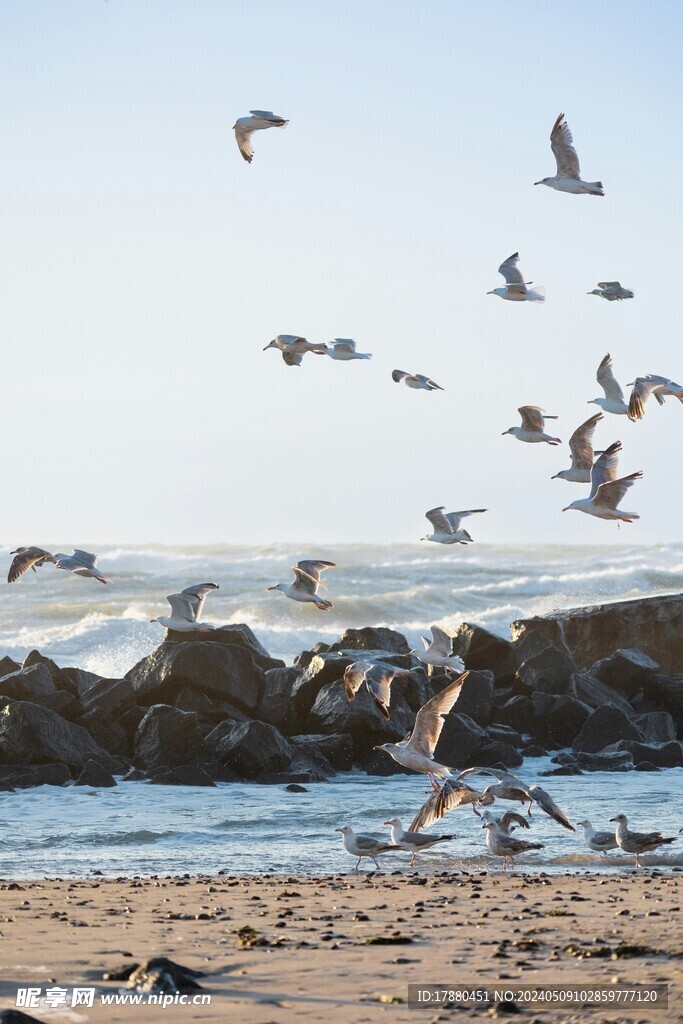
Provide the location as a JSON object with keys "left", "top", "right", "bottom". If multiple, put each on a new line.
{"left": 53, "top": 550, "right": 110, "bottom": 584}
{"left": 233, "top": 110, "right": 288, "bottom": 163}
{"left": 457, "top": 768, "right": 575, "bottom": 831}
{"left": 263, "top": 335, "right": 327, "bottom": 367}
{"left": 410, "top": 625, "right": 465, "bottom": 676}
{"left": 627, "top": 375, "right": 683, "bottom": 421}
{"left": 334, "top": 826, "right": 401, "bottom": 871}
{"left": 610, "top": 813, "right": 677, "bottom": 869}
{"left": 534, "top": 113, "right": 604, "bottom": 195}
{"left": 343, "top": 662, "right": 412, "bottom": 720}
{"left": 409, "top": 779, "right": 496, "bottom": 830}
{"left": 150, "top": 583, "right": 219, "bottom": 632}
{"left": 392, "top": 370, "right": 444, "bottom": 391}
{"left": 589, "top": 353, "right": 629, "bottom": 415}
{"left": 487, "top": 252, "right": 545, "bottom": 302}
{"left": 323, "top": 339, "right": 372, "bottom": 361}
{"left": 562, "top": 440, "right": 642, "bottom": 523}
{"left": 7, "top": 547, "right": 56, "bottom": 583}
{"left": 382, "top": 818, "right": 454, "bottom": 867}
{"left": 421, "top": 506, "right": 487, "bottom": 545}
{"left": 482, "top": 820, "right": 544, "bottom": 873}
{"left": 374, "top": 672, "right": 469, "bottom": 790}
{"left": 268, "top": 559, "right": 336, "bottom": 610}
{"left": 588, "top": 282, "right": 634, "bottom": 301}
{"left": 552, "top": 412, "right": 604, "bottom": 483}
{"left": 502, "top": 406, "right": 561, "bottom": 445}
{"left": 576, "top": 819, "right": 618, "bottom": 855}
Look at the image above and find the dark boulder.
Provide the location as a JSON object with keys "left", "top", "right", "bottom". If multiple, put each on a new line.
{"left": 531, "top": 693, "right": 592, "bottom": 747}
{"left": 572, "top": 706, "right": 643, "bottom": 754}
{"left": 328, "top": 627, "right": 410, "bottom": 654}
{"left": 163, "top": 623, "right": 283, "bottom": 668}
{"left": 521, "top": 744, "right": 548, "bottom": 757}
{"left": 515, "top": 646, "right": 577, "bottom": 696}
{"left": 573, "top": 750, "right": 634, "bottom": 771}
{"left": 0, "top": 700, "right": 122, "bottom": 771}
{"left": 0, "top": 763, "right": 71, "bottom": 789}
{"left": 602, "top": 739, "right": 683, "bottom": 768}
{"left": 448, "top": 670, "right": 494, "bottom": 725}
{"left": 134, "top": 705, "right": 210, "bottom": 770}
{"left": 80, "top": 709, "right": 131, "bottom": 759}
{"left": 75, "top": 759, "right": 117, "bottom": 787}
{"left": 57, "top": 666, "right": 103, "bottom": 696}
{"left": 120, "top": 706, "right": 147, "bottom": 743}
{"left": 434, "top": 713, "right": 488, "bottom": 768}
{"left": 205, "top": 720, "right": 294, "bottom": 778}
{"left": 649, "top": 675, "right": 683, "bottom": 718}
{"left": 150, "top": 765, "right": 216, "bottom": 787}
{"left": 634, "top": 712, "right": 676, "bottom": 744}
{"left": 293, "top": 642, "right": 330, "bottom": 670}
{"left": 492, "top": 695, "right": 534, "bottom": 733}
{"left": 566, "top": 672, "right": 632, "bottom": 716}
{"left": 80, "top": 676, "right": 136, "bottom": 717}
{"left": 289, "top": 653, "right": 352, "bottom": 716}
{"left": 290, "top": 733, "right": 353, "bottom": 771}
{"left": 453, "top": 624, "right": 517, "bottom": 684}
{"left": 306, "top": 680, "right": 414, "bottom": 756}
{"left": 22, "top": 650, "right": 85, "bottom": 698}
{"left": 588, "top": 648, "right": 661, "bottom": 698}
{"left": 635, "top": 761, "right": 660, "bottom": 772}
{"left": 486, "top": 723, "right": 523, "bottom": 748}
{"left": 0, "top": 656, "right": 21, "bottom": 677}
{"left": 258, "top": 667, "right": 303, "bottom": 733}
{"left": 512, "top": 621, "right": 571, "bottom": 665}
{"left": 472, "top": 741, "right": 523, "bottom": 769}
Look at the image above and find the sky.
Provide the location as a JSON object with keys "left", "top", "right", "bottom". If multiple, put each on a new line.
{"left": 1, "top": 0, "right": 682, "bottom": 546}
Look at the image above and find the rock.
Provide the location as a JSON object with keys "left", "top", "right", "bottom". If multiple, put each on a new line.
{"left": 293, "top": 642, "right": 329, "bottom": 670}
{"left": 448, "top": 670, "right": 494, "bottom": 725}
{"left": 258, "top": 667, "right": 302, "bottom": 733}
{"left": 290, "top": 733, "right": 353, "bottom": 771}
{"left": 472, "top": 741, "right": 523, "bottom": 769}
{"left": 22, "top": 650, "right": 86, "bottom": 698}
{"left": 256, "top": 752, "right": 331, "bottom": 785}
{"left": 0, "top": 763, "right": 71, "bottom": 789}
{"left": 127, "top": 642, "right": 266, "bottom": 714}
{"left": 634, "top": 712, "right": 676, "bottom": 744}
{"left": 649, "top": 675, "right": 683, "bottom": 718}
{"left": 0, "top": 665, "right": 78, "bottom": 718}
{"left": 282, "top": 739, "right": 334, "bottom": 777}
{"left": 531, "top": 693, "right": 592, "bottom": 747}
{"left": 432, "top": 713, "right": 488, "bottom": 768}
{"left": 0, "top": 1011, "right": 48, "bottom": 1023}
{"left": 573, "top": 750, "right": 634, "bottom": 771}
{"left": 602, "top": 740, "right": 683, "bottom": 768}
{"left": 80, "top": 676, "right": 135, "bottom": 717}
{"left": 163, "top": 623, "right": 283, "bottom": 668}
{"left": 0, "top": 656, "right": 21, "bottom": 677}
{"left": 125, "top": 957, "right": 204, "bottom": 993}
{"left": 541, "top": 765, "right": 583, "bottom": 776}
{"left": 119, "top": 706, "right": 147, "bottom": 742}
{"left": 572, "top": 706, "right": 644, "bottom": 754}
{"left": 452, "top": 624, "right": 516, "bottom": 684}
{"left": 492, "top": 695, "right": 534, "bottom": 733}
{"left": 327, "top": 627, "right": 410, "bottom": 654}
{"left": 122, "top": 767, "right": 147, "bottom": 781}
{"left": 286, "top": 783, "right": 308, "bottom": 792}
{"left": 206, "top": 720, "right": 294, "bottom": 778}
{"left": 150, "top": 765, "right": 216, "bottom": 786}
{"left": 515, "top": 646, "right": 577, "bottom": 696}
{"left": 358, "top": 749, "right": 413, "bottom": 776}
{"left": 486, "top": 723, "right": 523, "bottom": 748}
{"left": 80, "top": 709, "right": 131, "bottom": 758}
{"left": 289, "top": 653, "right": 352, "bottom": 716}
{"left": 0, "top": 700, "right": 123, "bottom": 771}
{"left": 75, "top": 759, "right": 117, "bottom": 787}
{"left": 521, "top": 744, "right": 548, "bottom": 757}
{"left": 511, "top": 594, "right": 683, "bottom": 672}
{"left": 589, "top": 648, "right": 661, "bottom": 698}
{"left": 635, "top": 761, "right": 660, "bottom": 772}
{"left": 306, "top": 679, "right": 414, "bottom": 757}
{"left": 135, "top": 705, "right": 210, "bottom": 770}
{"left": 58, "top": 666, "right": 103, "bottom": 696}
{"left": 566, "top": 672, "right": 633, "bottom": 716}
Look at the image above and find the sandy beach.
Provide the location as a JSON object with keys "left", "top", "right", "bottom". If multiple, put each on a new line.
{"left": 0, "top": 871, "right": 680, "bottom": 1022}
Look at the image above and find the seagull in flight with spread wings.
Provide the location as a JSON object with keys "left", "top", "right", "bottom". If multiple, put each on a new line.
{"left": 263, "top": 335, "right": 327, "bottom": 367}
{"left": 588, "top": 353, "right": 629, "bottom": 415}
{"left": 7, "top": 547, "right": 57, "bottom": 584}
{"left": 502, "top": 406, "right": 561, "bottom": 445}
{"left": 343, "top": 662, "right": 413, "bottom": 720}
{"left": 487, "top": 252, "right": 545, "bottom": 302}
{"left": 410, "top": 625, "right": 465, "bottom": 676}
{"left": 627, "top": 374, "right": 683, "bottom": 421}
{"left": 562, "top": 440, "right": 642, "bottom": 523}
{"left": 552, "top": 412, "right": 604, "bottom": 483}
{"left": 233, "top": 110, "right": 288, "bottom": 163}
{"left": 392, "top": 369, "right": 444, "bottom": 391}
{"left": 268, "top": 559, "right": 336, "bottom": 610}
{"left": 150, "top": 583, "right": 219, "bottom": 631}
{"left": 456, "top": 767, "right": 575, "bottom": 831}
{"left": 534, "top": 113, "right": 604, "bottom": 195}
{"left": 588, "top": 282, "right": 634, "bottom": 301}
{"left": 421, "top": 506, "right": 487, "bottom": 544}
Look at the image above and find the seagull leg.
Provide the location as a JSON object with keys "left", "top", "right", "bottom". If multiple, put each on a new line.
{"left": 526, "top": 802, "right": 532, "bottom": 817}
{"left": 428, "top": 773, "right": 440, "bottom": 793}
{"left": 472, "top": 803, "right": 482, "bottom": 817}
{"left": 355, "top": 857, "right": 362, "bottom": 870}
{"left": 372, "top": 856, "right": 380, "bottom": 872}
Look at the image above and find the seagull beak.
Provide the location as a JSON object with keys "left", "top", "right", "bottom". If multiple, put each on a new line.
{"left": 266, "top": 586, "right": 276, "bottom": 591}
{"left": 533, "top": 180, "right": 542, "bottom": 185}
{"left": 149, "top": 618, "right": 157, "bottom": 623}
{"left": 373, "top": 745, "right": 382, "bottom": 751}
{"left": 562, "top": 507, "right": 570, "bottom": 512}
{"left": 334, "top": 827, "right": 342, "bottom": 833}
{"left": 609, "top": 817, "right": 617, "bottom": 822}
{"left": 382, "top": 821, "right": 391, "bottom": 826}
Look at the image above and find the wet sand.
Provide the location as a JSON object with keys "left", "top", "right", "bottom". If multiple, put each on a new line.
{"left": 0, "top": 872, "right": 680, "bottom": 1022}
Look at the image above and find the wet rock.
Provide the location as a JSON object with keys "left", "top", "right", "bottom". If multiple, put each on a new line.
{"left": 0, "top": 664, "right": 79, "bottom": 718}
{"left": 472, "top": 741, "right": 523, "bottom": 769}
{"left": 566, "top": 672, "right": 632, "bottom": 716}
{"left": 290, "top": 653, "right": 353, "bottom": 716}
{"left": 492, "top": 695, "right": 534, "bottom": 732}
{"left": 602, "top": 739, "right": 683, "bottom": 768}
{"left": 589, "top": 648, "right": 661, "bottom": 697}
{"left": 634, "top": 761, "right": 660, "bottom": 772}
{"left": 573, "top": 750, "right": 634, "bottom": 771}
{"left": 434, "top": 713, "right": 488, "bottom": 767}
{"left": 80, "top": 676, "right": 135, "bottom": 717}
{"left": 453, "top": 624, "right": 516, "bottom": 684}
{"left": 206, "top": 720, "right": 294, "bottom": 778}
{"left": 80, "top": 709, "right": 131, "bottom": 759}
{"left": 649, "top": 675, "right": 683, "bottom": 718}
{"left": 531, "top": 693, "right": 592, "bottom": 747}
{"left": 0, "top": 1011, "right": 48, "bottom": 1023}
{"left": 306, "top": 679, "right": 414, "bottom": 757}
{"left": 258, "top": 667, "right": 303, "bottom": 733}
{"left": 75, "top": 759, "right": 117, "bottom": 787}
{"left": 163, "top": 623, "right": 282, "bottom": 668}
{"left": 0, "top": 763, "right": 71, "bottom": 789}
{"left": 572, "top": 706, "right": 644, "bottom": 754}
{"left": 0, "top": 656, "right": 21, "bottom": 677}
{"left": 449, "top": 670, "right": 494, "bottom": 725}
{"left": 286, "top": 783, "right": 308, "bottom": 792}
{"left": 485, "top": 723, "right": 523, "bottom": 748}
{"left": 541, "top": 764, "right": 583, "bottom": 776}
{"left": 512, "top": 621, "right": 572, "bottom": 664}
{"left": 122, "top": 767, "right": 147, "bottom": 781}
{"left": 290, "top": 733, "right": 353, "bottom": 771}
{"left": 125, "top": 957, "right": 204, "bottom": 993}
{"left": 0, "top": 700, "right": 123, "bottom": 772}
{"left": 57, "top": 666, "right": 103, "bottom": 696}
{"left": 149, "top": 765, "right": 216, "bottom": 786}
{"left": 515, "top": 646, "right": 577, "bottom": 696}
{"left": 135, "top": 705, "right": 210, "bottom": 770}
{"left": 634, "top": 711, "right": 676, "bottom": 744}
{"left": 521, "top": 744, "right": 548, "bottom": 757}
{"left": 328, "top": 627, "right": 410, "bottom": 654}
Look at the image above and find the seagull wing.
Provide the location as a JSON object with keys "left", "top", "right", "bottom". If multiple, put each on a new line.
{"left": 593, "top": 472, "right": 643, "bottom": 510}
{"left": 597, "top": 282, "right": 621, "bottom": 289}
{"left": 628, "top": 375, "right": 681, "bottom": 420}
{"left": 568, "top": 412, "right": 603, "bottom": 470}
{"left": 596, "top": 353, "right": 625, "bottom": 403}
{"left": 409, "top": 780, "right": 477, "bottom": 832}
{"left": 499, "top": 811, "right": 531, "bottom": 832}
{"left": 550, "top": 112, "right": 580, "bottom": 178}
{"left": 7, "top": 547, "right": 54, "bottom": 584}
{"left": 455, "top": 766, "right": 527, "bottom": 789}
{"left": 249, "top": 110, "right": 288, "bottom": 125}
{"left": 445, "top": 509, "right": 487, "bottom": 531}
{"left": 406, "top": 672, "right": 469, "bottom": 758}
{"left": 282, "top": 350, "right": 303, "bottom": 366}
{"left": 429, "top": 624, "right": 456, "bottom": 656}
{"left": 179, "top": 582, "right": 219, "bottom": 622}
{"left": 392, "top": 369, "right": 410, "bottom": 383}
{"left": 519, "top": 406, "right": 545, "bottom": 432}
{"left": 425, "top": 506, "right": 453, "bottom": 534}
{"left": 331, "top": 338, "right": 356, "bottom": 352}
{"left": 528, "top": 785, "right": 575, "bottom": 831}
{"left": 234, "top": 123, "right": 255, "bottom": 163}
{"left": 296, "top": 559, "right": 336, "bottom": 584}
{"left": 343, "top": 662, "right": 368, "bottom": 703}
{"left": 498, "top": 252, "right": 525, "bottom": 286}
{"left": 166, "top": 592, "right": 199, "bottom": 623}
{"left": 588, "top": 440, "right": 621, "bottom": 499}
{"left": 363, "top": 664, "right": 401, "bottom": 720}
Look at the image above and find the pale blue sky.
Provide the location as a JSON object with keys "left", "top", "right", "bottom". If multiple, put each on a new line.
{"left": 2, "top": 0, "right": 681, "bottom": 545}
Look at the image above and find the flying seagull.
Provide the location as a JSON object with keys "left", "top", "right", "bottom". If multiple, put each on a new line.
{"left": 534, "top": 113, "right": 604, "bottom": 195}
{"left": 7, "top": 547, "right": 56, "bottom": 584}
{"left": 334, "top": 826, "right": 401, "bottom": 871}
{"left": 323, "top": 339, "right": 372, "bottom": 361}
{"left": 343, "top": 662, "right": 412, "bottom": 720}
{"left": 502, "top": 406, "right": 561, "bottom": 445}
{"left": 373, "top": 672, "right": 469, "bottom": 789}
{"left": 409, "top": 625, "right": 465, "bottom": 676}
{"left": 588, "top": 282, "right": 634, "bottom": 301}
{"left": 150, "top": 583, "right": 219, "bottom": 632}
{"left": 409, "top": 779, "right": 496, "bottom": 831}
{"left": 482, "top": 820, "right": 544, "bottom": 872}
{"left": 233, "top": 110, "right": 288, "bottom": 163}
{"left": 552, "top": 412, "right": 604, "bottom": 483}
{"left": 53, "top": 550, "right": 110, "bottom": 584}
{"left": 382, "top": 817, "right": 454, "bottom": 868}
{"left": 268, "top": 559, "right": 336, "bottom": 610}
{"left": 610, "top": 813, "right": 677, "bottom": 870}
{"left": 392, "top": 370, "right": 444, "bottom": 391}
{"left": 263, "top": 335, "right": 327, "bottom": 366}
{"left": 588, "top": 353, "right": 629, "bottom": 415}
{"left": 456, "top": 768, "right": 575, "bottom": 831}
{"left": 480, "top": 810, "right": 530, "bottom": 834}
{"left": 421, "top": 506, "right": 487, "bottom": 544}
{"left": 576, "top": 819, "right": 618, "bottom": 855}
{"left": 487, "top": 252, "right": 545, "bottom": 302}
{"left": 627, "top": 374, "right": 683, "bottom": 421}
{"left": 562, "top": 440, "right": 642, "bottom": 523}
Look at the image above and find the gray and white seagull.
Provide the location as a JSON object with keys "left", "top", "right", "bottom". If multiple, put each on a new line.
{"left": 7, "top": 546, "right": 57, "bottom": 584}
{"left": 421, "top": 506, "right": 487, "bottom": 544}
{"left": 610, "top": 813, "right": 677, "bottom": 870}
{"left": 382, "top": 817, "right": 454, "bottom": 868}
{"left": 343, "top": 662, "right": 412, "bottom": 720}
{"left": 392, "top": 369, "right": 444, "bottom": 391}
{"left": 588, "top": 282, "right": 634, "bottom": 301}
{"left": 588, "top": 353, "right": 629, "bottom": 415}
{"left": 268, "top": 559, "right": 336, "bottom": 610}
{"left": 53, "top": 549, "right": 110, "bottom": 585}
{"left": 334, "top": 826, "right": 401, "bottom": 871}
{"left": 487, "top": 252, "right": 545, "bottom": 303}
{"left": 233, "top": 110, "right": 288, "bottom": 163}
{"left": 263, "top": 335, "right": 327, "bottom": 367}
{"left": 562, "top": 440, "right": 642, "bottom": 523}
{"left": 534, "top": 112, "right": 604, "bottom": 196}
{"left": 150, "top": 583, "right": 219, "bottom": 632}
{"left": 627, "top": 374, "right": 683, "bottom": 421}
{"left": 502, "top": 406, "right": 561, "bottom": 445}
{"left": 552, "top": 412, "right": 604, "bottom": 483}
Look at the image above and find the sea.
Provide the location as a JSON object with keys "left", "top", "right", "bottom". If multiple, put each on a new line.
{"left": 0, "top": 541, "right": 681, "bottom": 878}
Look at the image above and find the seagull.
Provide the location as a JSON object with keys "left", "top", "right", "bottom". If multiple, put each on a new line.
{"left": 502, "top": 406, "right": 561, "bottom": 445}
{"left": 409, "top": 625, "right": 465, "bottom": 676}
{"left": 7, "top": 547, "right": 56, "bottom": 584}
{"left": 627, "top": 374, "right": 683, "bottom": 421}
{"left": 53, "top": 550, "right": 110, "bottom": 584}
{"left": 382, "top": 818, "right": 454, "bottom": 868}
{"left": 267, "top": 559, "right": 336, "bottom": 610}
{"left": 343, "top": 662, "right": 412, "bottom": 720}
{"left": 456, "top": 768, "right": 575, "bottom": 831}
{"left": 576, "top": 819, "right": 618, "bottom": 855}
{"left": 334, "top": 826, "right": 401, "bottom": 871}
{"left": 487, "top": 252, "right": 545, "bottom": 302}
{"left": 233, "top": 110, "right": 288, "bottom": 163}
{"left": 263, "top": 335, "right": 327, "bottom": 367}
{"left": 480, "top": 810, "right": 530, "bottom": 834}
{"left": 562, "top": 440, "right": 642, "bottom": 523}
{"left": 552, "top": 412, "right": 604, "bottom": 483}
{"left": 534, "top": 113, "right": 604, "bottom": 196}
{"left": 588, "top": 353, "right": 629, "bottom": 415}
{"left": 421, "top": 506, "right": 487, "bottom": 544}
{"left": 409, "top": 779, "right": 496, "bottom": 831}
{"left": 373, "top": 672, "right": 469, "bottom": 790}
{"left": 323, "top": 339, "right": 372, "bottom": 361}
{"left": 588, "top": 282, "right": 634, "bottom": 301}
{"left": 150, "top": 583, "right": 219, "bottom": 632}
{"left": 610, "top": 813, "right": 677, "bottom": 870}
{"left": 482, "top": 820, "right": 544, "bottom": 873}
{"left": 392, "top": 369, "right": 444, "bottom": 391}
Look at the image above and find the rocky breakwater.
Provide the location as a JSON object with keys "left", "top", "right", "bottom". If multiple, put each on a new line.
{"left": 0, "top": 596, "right": 681, "bottom": 791}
